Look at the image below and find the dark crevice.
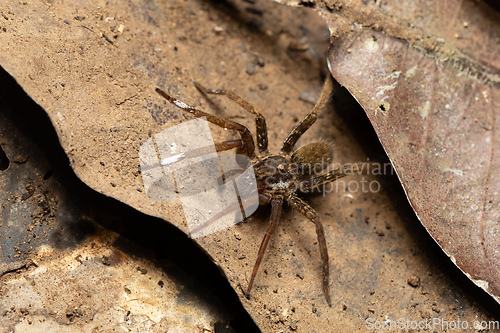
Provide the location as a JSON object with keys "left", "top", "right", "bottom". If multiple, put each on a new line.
{"left": 0, "top": 144, "right": 9, "bottom": 171}
{"left": 0, "top": 65, "right": 259, "bottom": 333}
{"left": 43, "top": 169, "right": 54, "bottom": 180}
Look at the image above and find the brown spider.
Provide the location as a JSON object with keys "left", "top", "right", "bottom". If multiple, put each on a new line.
{"left": 155, "top": 75, "right": 356, "bottom": 306}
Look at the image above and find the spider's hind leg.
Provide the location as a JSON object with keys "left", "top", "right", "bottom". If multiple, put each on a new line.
{"left": 288, "top": 194, "right": 332, "bottom": 307}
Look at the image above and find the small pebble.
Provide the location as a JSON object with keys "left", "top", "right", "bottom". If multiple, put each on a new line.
{"left": 407, "top": 275, "right": 420, "bottom": 287}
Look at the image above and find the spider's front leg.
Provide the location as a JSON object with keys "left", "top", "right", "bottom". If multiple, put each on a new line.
{"left": 155, "top": 88, "right": 256, "bottom": 158}
{"left": 194, "top": 82, "right": 269, "bottom": 154}
{"left": 287, "top": 194, "right": 332, "bottom": 307}
{"left": 246, "top": 197, "right": 283, "bottom": 298}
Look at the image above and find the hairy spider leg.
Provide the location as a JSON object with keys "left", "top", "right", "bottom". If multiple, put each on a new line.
{"left": 281, "top": 75, "right": 334, "bottom": 154}
{"left": 246, "top": 197, "right": 283, "bottom": 297}
{"left": 214, "top": 140, "right": 245, "bottom": 153}
{"left": 155, "top": 88, "right": 256, "bottom": 158}
{"left": 299, "top": 163, "right": 359, "bottom": 193}
{"left": 194, "top": 82, "right": 269, "bottom": 154}
{"left": 288, "top": 194, "right": 332, "bottom": 307}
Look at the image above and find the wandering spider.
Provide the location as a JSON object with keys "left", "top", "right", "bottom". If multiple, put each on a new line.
{"left": 155, "top": 75, "right": 356, "bottom": 306}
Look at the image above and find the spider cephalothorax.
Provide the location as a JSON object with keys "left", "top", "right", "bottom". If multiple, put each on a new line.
{"left": 156, "top": 75, "right": 356, "bottom": 306}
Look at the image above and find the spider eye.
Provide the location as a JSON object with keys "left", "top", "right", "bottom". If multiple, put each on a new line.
{"left": 291, "top": 141, "right": 333, "bottom": 177}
